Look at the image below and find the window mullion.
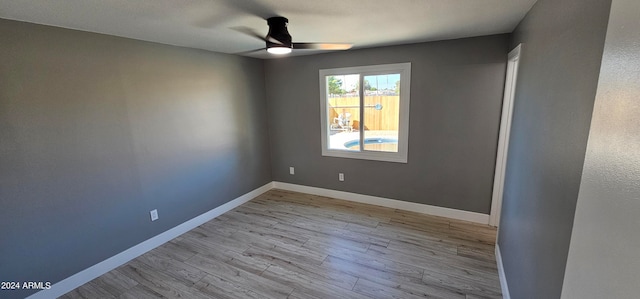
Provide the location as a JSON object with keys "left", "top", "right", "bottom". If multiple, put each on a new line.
{"left": 359, "top": 74, "right": 365, "bottom": 152}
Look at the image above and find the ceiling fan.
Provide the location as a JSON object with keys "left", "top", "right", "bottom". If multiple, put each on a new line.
{"left": 237, "top": 16, "right": 353, "bottom": 55}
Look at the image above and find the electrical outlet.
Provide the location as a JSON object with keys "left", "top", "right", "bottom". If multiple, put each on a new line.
{"left": 289, "top": 167, "right": 295, "bottom": 175}
{"left": 150, "top": 209, "right": 158, "bottom": 221}
{"left": 339, "top": 173, "right": 345, "bottom": 181}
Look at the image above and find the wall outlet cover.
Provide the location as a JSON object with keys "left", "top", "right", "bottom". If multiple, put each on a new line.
{"left": 150, "top": 209, "right": 158, "bottom": 221}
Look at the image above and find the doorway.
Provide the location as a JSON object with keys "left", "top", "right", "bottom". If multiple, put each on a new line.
{"left": 490, "top": 44, "right": 522, "bottom": 227}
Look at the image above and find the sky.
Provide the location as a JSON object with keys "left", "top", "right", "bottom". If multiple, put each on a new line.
{"left": 336, "top": 73, "right": 401, "bottom": 91}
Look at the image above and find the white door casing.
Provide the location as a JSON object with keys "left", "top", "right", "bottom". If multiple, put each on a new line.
{"left": 490, "top": 44, "right": 522, "bottom": 228}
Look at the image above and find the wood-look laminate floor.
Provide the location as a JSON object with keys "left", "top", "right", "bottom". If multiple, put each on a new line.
{"left": 61, "top": 189, "right": 502, "bottom": 299}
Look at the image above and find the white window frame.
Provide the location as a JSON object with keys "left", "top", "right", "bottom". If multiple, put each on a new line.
{"left": 319, "top": 63, "right": 411, "bottom": 163}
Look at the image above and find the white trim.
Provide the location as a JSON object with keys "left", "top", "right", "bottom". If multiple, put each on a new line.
{"left": 273, "top": 182, "right": 489, "bottom": 224}
{"left": 495, "top": 244, "right": 511, "bottom": 299}
{"left": 319, "top": 63, "right": 411, "bottom": 163}
{"left": 27, "top": 182, "right": 274, "bottom": 299}
{"left": 490, "top": 44, "right": 522, "bottom": 227}
{"left": 29, "top": 181, "right": 490, "bottom": 298}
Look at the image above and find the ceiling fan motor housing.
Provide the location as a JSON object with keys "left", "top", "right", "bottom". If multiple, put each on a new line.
{"left": 266, "top": 17, "right": 293, "bottom": 49}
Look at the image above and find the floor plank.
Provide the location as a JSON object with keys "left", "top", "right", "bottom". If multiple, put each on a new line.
{"left": 62, "top": 189, "right": 501, "bottom": 299}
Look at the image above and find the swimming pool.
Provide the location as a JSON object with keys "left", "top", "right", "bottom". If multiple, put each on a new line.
{"left": 343, "top": 138, "right": 398, "bottom": 149}
{"left": 328, "top": 131, "right": 399, "bottom": 152}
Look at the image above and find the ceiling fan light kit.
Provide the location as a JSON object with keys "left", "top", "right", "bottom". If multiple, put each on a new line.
{"left": 266, "top": 17, "right": 293, "bottom": 54}
{"left": 267, "top": 47, "right": 292, "bottom": 54}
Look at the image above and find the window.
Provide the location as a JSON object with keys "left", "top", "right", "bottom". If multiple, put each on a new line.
{"left": 320, "top": 63, "right": 411, "bottom": 163}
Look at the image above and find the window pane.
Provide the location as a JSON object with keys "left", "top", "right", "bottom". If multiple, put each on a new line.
{"left": 327, "top": 74, "right": 360, "bottom": 151}
{"left": 363, "top": 74, "right": 400, "bottom": 152}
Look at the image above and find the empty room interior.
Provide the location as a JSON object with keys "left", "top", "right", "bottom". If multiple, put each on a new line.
{"left": 1, "top": 0, "right": 639, "bottom": 298}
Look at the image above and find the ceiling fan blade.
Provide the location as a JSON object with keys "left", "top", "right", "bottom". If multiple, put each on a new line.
{"left": 230, "top": 26, "right": 267, "bottom": 42}
{"left": 234, "top": 48, "right": 267, "bottom": 56}
{"left": 293, "top": 43, "right": 353, "bottom": 50}
{"left": 224, "top": 0, "right": 277, "bottom": 20}
{"left": 230, "top": 26, "right": 286, "bottom": 45}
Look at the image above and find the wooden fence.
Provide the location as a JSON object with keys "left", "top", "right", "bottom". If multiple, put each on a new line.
{"left": 328, "top": 96, "right": 400, "bottom": 131}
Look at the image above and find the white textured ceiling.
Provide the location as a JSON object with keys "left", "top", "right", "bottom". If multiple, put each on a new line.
{"left": 0, "top": 0, "right": 537, "bottom": 59}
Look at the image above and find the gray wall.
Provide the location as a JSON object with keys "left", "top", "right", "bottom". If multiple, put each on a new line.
{"left": 497, "top": 0, "right": 611, "bottom": 298}
{"left": 265, "top": 35, "right": 509, "bottom": 214}
{"left": 0, "top": 19, "right": 271, "bottom": 299}
{"left": 562, "top": 0, "right": 640, "bottom": 297}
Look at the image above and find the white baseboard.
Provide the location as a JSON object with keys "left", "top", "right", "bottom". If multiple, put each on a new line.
{"left": 272, "top": 182, "right": 490, "bottom": 224}
{"left": 495, "top": 244, "right": 511, "bottom": 299}
{"left": 30, "top": 181, "right": 490, "bottom": 298}
{"left": 27, "top": 182, "right": 273, "bottom": 299}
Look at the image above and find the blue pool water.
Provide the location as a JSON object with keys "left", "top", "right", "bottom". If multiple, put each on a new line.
{"left": 344, "top": 138, "right": 398, "bottom": 148}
